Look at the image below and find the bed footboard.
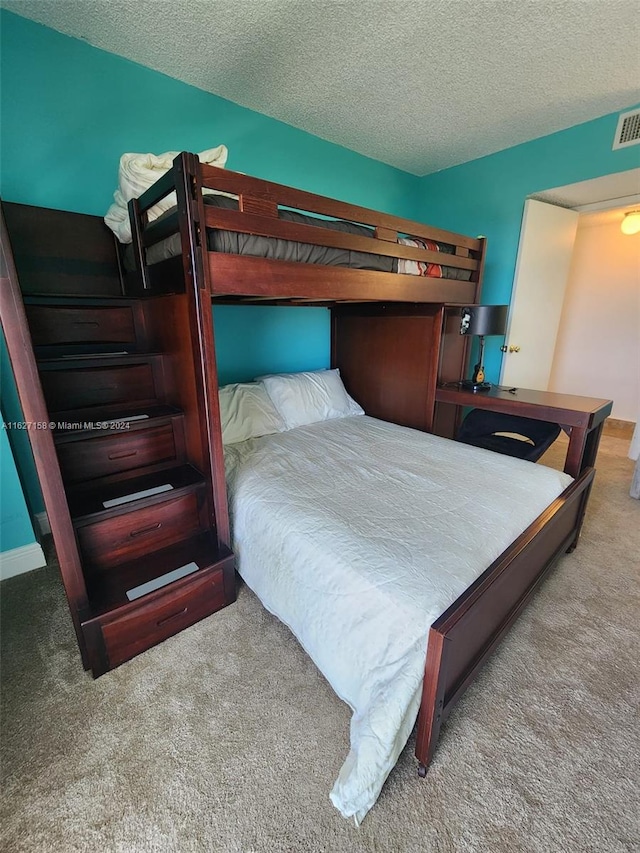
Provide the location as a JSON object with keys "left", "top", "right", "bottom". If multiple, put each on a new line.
{"left": 415, "top": 467, "right": 594, "bottom": 772}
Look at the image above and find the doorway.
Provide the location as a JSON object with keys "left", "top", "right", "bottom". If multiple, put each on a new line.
{"left": 500, "top": 168, "right": 640, "bottom": 422}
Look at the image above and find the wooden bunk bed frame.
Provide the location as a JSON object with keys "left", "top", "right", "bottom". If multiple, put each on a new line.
{"left": 1, "top": 152, "right": 596, "bottom": 782}
{"left": 127, "top": 152, "right": 486, "bottom": 307}
{"left": 128, "top": 153, "right": 596, "bottom": 775}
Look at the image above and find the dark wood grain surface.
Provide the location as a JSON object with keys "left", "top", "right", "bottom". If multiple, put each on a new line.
{"left": 435, "top": 385, "right": 613, "bottom": 428}
{"left": 435, "top": 385, "right": 613, "bottom": 478}
{"left": 2, "top": 199, "right": 236, "bottom": 677}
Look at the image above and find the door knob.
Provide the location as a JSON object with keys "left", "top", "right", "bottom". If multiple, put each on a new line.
{"left": 509, "top": 345, "right": 520, "bottom": 353}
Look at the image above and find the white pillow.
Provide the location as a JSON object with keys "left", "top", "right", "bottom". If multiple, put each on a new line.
{"left": 218, "top": 382, "right": 285, "bottom": 445}
{"left": 258, "top": 369, "right": 364, "bottom": 430}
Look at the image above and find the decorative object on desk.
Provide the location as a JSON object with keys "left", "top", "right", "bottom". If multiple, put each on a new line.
{"left": 459, "top": 304, "right": 509, "bottom": 391}
{"left": 621, "top": 210, "right": 640, "bottom": 236}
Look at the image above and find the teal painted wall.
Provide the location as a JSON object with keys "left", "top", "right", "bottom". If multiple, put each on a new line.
{"left": 1, "top": 329, "right": 43, "bottom": 517}
{"left": 418, "top": 109, "right": 640, "bottom": 382}
{"left": 1, "top": 325, "right": 38, "bottom": 551}
{"left": 215, "top": 306, "right": 330, "bottom": 385}
{"left": 0, "top": 9, "right": 417, "bottom": 382}
{"left": 0, "top": 10, "right": 417, "bottom": 549}
{"left": 0, "top": 423, "right": 37, "bottom": 553}
{"left": 0, "top": 12, "right": 417, "bottom": 216}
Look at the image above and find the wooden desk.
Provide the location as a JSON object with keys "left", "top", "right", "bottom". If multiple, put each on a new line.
{"left": 435, "top": 385, "right": 613, "bottom": 478}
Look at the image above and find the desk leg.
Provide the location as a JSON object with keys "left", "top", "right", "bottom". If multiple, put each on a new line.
{"left": 565, "top": 427, "right": 587, "bottom": 478}
{"left": 565, "top": 422, "right": 605, "bottom": 479}
{"left": 582, "top": 422, "right": 605, "bottom": 470}
{"left": 432, "top": 402, "right": 460, "bottom": 440}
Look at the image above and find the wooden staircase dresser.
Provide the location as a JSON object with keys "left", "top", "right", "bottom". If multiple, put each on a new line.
{"left": 1, "top": 201, "right": 235, "bottom": 676}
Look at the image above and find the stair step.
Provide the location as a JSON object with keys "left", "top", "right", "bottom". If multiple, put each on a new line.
{"left": 38, "top": 354, "right": 165, "bottom": 416}
{"left": 23, "top": 295, "right": 141, "bottom": 307}
{"left": 36, "top": 352, "right": 162, "bottom": 370}
{"left": 25, "top": 300, "right": 142, "bottom": 357}
{"left": 84, "top": 532, "right": 233, "bottom": 616}
{"left": 54, "top": 404, "right": 183, "bottom": 442}
{"left": 69, "top": 464, "right": 205, "bottom": 524}
{"left": 36, "top": 343, "right": 143, "bottom": 359}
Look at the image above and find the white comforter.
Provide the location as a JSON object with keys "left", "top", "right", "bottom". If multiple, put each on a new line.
{"left": 104, "top": 144, "right": 229, "bottom": 243}
{"left": 224, "top": 416, "right": 573, "bottom": 823}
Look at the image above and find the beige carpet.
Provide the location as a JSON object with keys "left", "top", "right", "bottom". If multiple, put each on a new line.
{"left": 1, "top": 435, "right": 638, "bottom": 853}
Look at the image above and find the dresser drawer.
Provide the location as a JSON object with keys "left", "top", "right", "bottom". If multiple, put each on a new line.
{"left": 77, "top": 492, "right": 202, "bottom": 569}
{"left": 26, "top": 305, "right": 136, "bottom": 347}
{"left": 58, "top": 424, "right": 178, "bottom": 483}
{"left": 41, "top": 363, "right": 157, "bottom": 413}
{"left": 99, "top": 568, "right": 225, "bottom": 668}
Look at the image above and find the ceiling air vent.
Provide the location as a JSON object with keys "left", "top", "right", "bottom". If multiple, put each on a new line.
{"left": 612, "top": 108, "right": 640, "bottom": 150}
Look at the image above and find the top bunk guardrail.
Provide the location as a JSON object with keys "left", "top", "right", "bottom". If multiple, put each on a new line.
{"left": 126, "top": 152, "right": 485, "bottom": 305}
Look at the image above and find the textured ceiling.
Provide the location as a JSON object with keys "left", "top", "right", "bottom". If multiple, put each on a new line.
{"left": 3, "top": 0, "right": 640, "bottom": 175}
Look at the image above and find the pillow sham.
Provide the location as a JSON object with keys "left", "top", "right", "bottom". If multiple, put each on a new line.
{"left": 218, "top": 382, "right": 285, "bottom": 445}
{"left": 258, "top": 369, "right": 364, "bottom": 430}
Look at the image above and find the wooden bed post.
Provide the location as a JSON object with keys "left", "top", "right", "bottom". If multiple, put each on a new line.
{"left": 173, "top": 153, "right": 231, "bottom": 550}
{"left": 415, "top": 629, "right": 448, "bottom": 774}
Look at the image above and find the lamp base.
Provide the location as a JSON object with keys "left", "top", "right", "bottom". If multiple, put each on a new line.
{"left": 459, "top": 380, "right": 492, "bottom": 392}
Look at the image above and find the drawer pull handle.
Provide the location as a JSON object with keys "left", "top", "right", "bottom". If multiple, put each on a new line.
{"left": 129, "top": 522, "right": 162, "bottom": 538}
{"left": 157, "top": 607, "right": 188, "bottom": 627}
{"left": 108, "top": 450, "right": 138, "bottom": 460}
{"left": 72, "top": 321, "right": 100, "bottom": 327}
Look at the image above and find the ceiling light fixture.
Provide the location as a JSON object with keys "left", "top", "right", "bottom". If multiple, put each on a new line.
{"left": 621, "top": 211, "right": 640, "bottom": 235}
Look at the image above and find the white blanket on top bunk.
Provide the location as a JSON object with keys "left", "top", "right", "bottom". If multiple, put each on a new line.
{"left": 223, "top": 416, "right": 573, "bottom": 824}
{"left": 104, "top": 144, "right": 229, "bottom": 243}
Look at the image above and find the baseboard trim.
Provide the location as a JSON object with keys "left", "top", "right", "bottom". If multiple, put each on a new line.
{"left": 603, "top": 418, "right": 635, "bottom": 440}
{"left": 0, "top": 542, "right": 47, "bottom": 581}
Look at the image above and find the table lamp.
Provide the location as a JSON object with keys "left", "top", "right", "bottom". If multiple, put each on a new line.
{"left": 459, "top": 304, "right": 509, "bottom": 391}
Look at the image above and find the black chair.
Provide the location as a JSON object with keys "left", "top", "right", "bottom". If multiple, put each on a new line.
{"left": 456, "top": 409, "right": 561, "bottom": 463}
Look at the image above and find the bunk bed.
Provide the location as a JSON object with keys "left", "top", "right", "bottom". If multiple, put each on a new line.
{"left": 1, "top": 153, "right": 599, "bottom": 825}
{"left": 121, "top": 153, "right": 597, "bottom": 820}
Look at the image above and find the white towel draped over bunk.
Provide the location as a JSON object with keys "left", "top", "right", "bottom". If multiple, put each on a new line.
{"left": 104, "top": 144, "right": 229, "bottom": 244}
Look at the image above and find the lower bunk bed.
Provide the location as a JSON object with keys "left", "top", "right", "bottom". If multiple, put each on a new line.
{"left": 217, "top": 375, "right": 594, "bottom": 823}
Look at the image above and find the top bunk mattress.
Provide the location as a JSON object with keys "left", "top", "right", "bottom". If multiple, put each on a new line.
{"left": 130, "top": 194, "right": 473, "bottom": 280}
{"left": 223, "top": 415, "right": 573, "bottom": 823}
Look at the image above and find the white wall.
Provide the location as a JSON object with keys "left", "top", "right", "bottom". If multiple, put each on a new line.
{"left": 549, "top": 208, "right": 640, "bottom": 422}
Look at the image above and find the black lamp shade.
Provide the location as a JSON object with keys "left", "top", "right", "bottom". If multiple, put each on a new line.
{"left": 460, "top": 305, "right": 508, "bottom": 337}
